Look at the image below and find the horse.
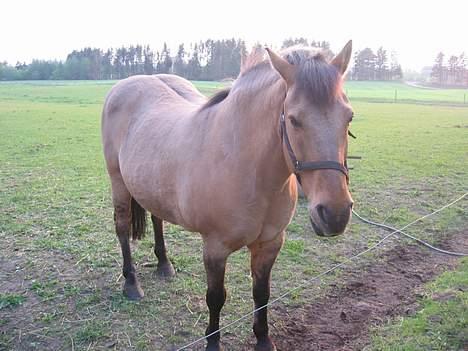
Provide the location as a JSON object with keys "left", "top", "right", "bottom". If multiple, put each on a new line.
{"left": 101, "top": 41, "right": 354, "bottom": 351}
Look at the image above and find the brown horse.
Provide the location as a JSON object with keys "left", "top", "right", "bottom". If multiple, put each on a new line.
{"left": 101, "top": 41, "right": 354, "bottom": 351}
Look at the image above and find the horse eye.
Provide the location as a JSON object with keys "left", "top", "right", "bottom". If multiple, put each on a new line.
{"left": 289, "top": 116, "right": 302, "bottom": 128}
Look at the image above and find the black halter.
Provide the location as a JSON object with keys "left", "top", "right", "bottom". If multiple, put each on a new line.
{"left": 279, "top": 111, "right": 350, "bottom": 184}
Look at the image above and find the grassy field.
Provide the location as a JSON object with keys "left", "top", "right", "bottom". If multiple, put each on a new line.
{"left": 2, "top": 80, "right": 466, "bottom": 105}
{"left": 345, "top": 81, "right": 468, "bottom": 105}
{"left": 0, "top": 79, "right": 467, "bottom": 350}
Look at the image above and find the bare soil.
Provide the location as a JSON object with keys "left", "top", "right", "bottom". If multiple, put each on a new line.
{"left": 2, "top": 230, "right": 466, "bottom": 351}
{"left": 245, "top": 231, "right": 468, "bottom": 351}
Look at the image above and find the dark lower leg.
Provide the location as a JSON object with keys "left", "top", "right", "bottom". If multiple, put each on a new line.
{"left": 250, "top": 236, "right": 283, "bottom": 351}
{"left": 115, "top": 206, "right": 144, "bottom": 300}
{"left": 252, "top": 270, "right": 274, "bottom": 350}
{"left": 151, "top": 215, "right": 175, "bottom": 277}
{"left": 204, "top": 252, "right": 227, "bottom": 351}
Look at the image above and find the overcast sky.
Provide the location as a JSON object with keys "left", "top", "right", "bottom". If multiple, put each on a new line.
{"left": 2, "top": 0, "right": 467, "bottom": 71}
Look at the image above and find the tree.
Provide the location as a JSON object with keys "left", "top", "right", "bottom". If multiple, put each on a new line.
{"left": 282, "top": 37, "right": 308, "bottom": 49}
{"left": 173, "top": 44, "right": 186, "bottom": 77}
{"left": 122, "top": 47, "right": 130, "bottom": 78}
{"left": 143, "top": 45, "right": 154, "bottom": 75}
{"left": 156, "top": 43, "right": 172, "bottom": 74}
{"left": 186, "top": 43, "right": 202, "bottom": 80}
{"left": 0, "top": 61, "right": 23, "bottom": 80}
{"left": 102, "top": 49, "right": 113, "bottom": 79}
{"left": 375, "top": 47, "right": 388, "bottom": 80}
{"left": 456, "top": 53, "right": 466, "bottom": 85}
{"left": 389, "top": 51, "right": 402, "bottom": 81}
{"left": 447, "top": 55, "right": 458, "bottom": 84}
{"left": 352, "top": 48, "right": 376, "bottom": 80}
{"left": 431, "top": 52, "right": 445, "bottom": 85}
{"left": 51, "top": 62, "right": 65, "bottom": 80}
{"left": 113, "top": 48, "right": 122, "bottom": 79}
{"left": 281, "top": 38, "right": 331, "bottom": 51}
{"left": 25, "top": 60, "right": 57, "bottom": 80}
{"left": 135, "top": 45, "right": 143, "bottom": 75}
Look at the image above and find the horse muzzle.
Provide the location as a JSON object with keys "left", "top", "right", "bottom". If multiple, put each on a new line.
{"left": 310, "top": 202, "right": 353, "bottom": 237}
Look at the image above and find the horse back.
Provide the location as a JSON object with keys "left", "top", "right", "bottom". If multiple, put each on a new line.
{"left": 102, "top": 75, "right": 203, "bottom": 163}
{"left": 102, "top": 75, "right": 208, "bottom": 225}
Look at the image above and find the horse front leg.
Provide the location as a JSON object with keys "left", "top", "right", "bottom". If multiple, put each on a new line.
{"left": 203, "top": 245, "right": 229, "bottom": 351}
{"left": 249, "top": 232, "right": 284, "bottom": 351}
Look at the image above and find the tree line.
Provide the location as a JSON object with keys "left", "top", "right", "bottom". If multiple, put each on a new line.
{"left": 1, "top": 38, "right": 401, "bottom": 81}
{"left": 0, "top": 40, "right": 246, "bottom": 81}
{"left": 350, "top": 47, "right": 402, "bottom": 81}
{"left": 431, "top": 52, "right": 468, "bottom": 87}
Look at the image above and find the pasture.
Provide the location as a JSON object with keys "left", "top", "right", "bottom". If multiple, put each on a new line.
{"left": 0, "top": 80, "right": 467, "bottom": 350}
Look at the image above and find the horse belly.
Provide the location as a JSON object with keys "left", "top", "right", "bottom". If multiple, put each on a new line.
{"left": 124, "top": 169, "right": 186, "bottom": 225}
{"left": 119, "top": 130, "right": 188, "bottom": 226}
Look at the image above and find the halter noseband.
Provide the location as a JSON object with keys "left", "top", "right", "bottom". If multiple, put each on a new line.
{"left": 279, "top": 110, "right": 350, "bottom": 184}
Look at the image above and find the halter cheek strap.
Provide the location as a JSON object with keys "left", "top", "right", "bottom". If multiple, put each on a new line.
{"left": 280, "top": 112, "right": 349, "bottom": 184}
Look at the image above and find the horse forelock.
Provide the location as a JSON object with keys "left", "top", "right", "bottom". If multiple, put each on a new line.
{"left": 284, "top": 48, "right": 342, "bottom": 107}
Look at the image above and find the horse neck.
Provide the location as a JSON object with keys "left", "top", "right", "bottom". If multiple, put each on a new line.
{"left": 219, "top": 78, "right": 291, "bottom": 188}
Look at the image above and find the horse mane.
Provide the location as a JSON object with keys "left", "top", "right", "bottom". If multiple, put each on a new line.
{"left": 201, "top": 88, "right": 231, "bottom": 110}
{"left": 239, "top": 46, "right": 342, "bottom": 107}
{"left": 199, "top": 46, "right": 341, "bottom": 111}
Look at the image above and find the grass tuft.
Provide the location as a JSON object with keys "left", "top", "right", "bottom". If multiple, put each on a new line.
{"left": 0, "top": 293, "right": 26, "bottom": 310}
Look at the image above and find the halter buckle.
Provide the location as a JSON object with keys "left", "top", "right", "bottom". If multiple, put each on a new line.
{"left": 294, "top": 160, "right": 301, "bottom": 171}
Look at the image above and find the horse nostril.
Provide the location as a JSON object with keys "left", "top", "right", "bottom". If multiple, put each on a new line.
{"left": 316, "top": 204, "right": 328, "bottom": 224}
{"left": 350, "top": 201, "right": 354, "bottom": 210}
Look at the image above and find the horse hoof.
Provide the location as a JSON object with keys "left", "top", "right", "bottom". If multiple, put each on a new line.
{"left": 255, "top": 337, "right": 276, "bottom": 351}
{"left": 205, "top": 344, "right": 224, "bottom": 351}
{"left": 156, "top": 262, "right": 176, "bottom": 278}
{"left": 123, "top": 281, "right": 144, "bottom": 300}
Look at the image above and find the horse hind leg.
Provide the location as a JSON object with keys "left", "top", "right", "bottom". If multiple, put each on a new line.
{"left": 111, "top": 174, "right": 145, "bottom": 300}
{"left": 151, "top": 215, "right": 175, "bottom": 278}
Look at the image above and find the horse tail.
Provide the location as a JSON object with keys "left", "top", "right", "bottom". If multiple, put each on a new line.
{"left": 130, "top": 197, "right": 146, "bottom": 240}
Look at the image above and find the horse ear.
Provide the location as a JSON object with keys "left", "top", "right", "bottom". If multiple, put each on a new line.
{"left": 331, "top": 40, "right": 353, "bottom": 75}
{"left": 265, "top": 48, "right": 295, "bottom": 86}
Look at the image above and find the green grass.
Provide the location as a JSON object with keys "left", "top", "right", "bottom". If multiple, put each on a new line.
{"left": 368, "top": 258, "right": 468, "bottom": 351}
{"left": 75, "top": 320, "right": 110, "bottom": 343}
{"left": 30, "top": 279, "right": 59, "bottom": 299}
{"left": 0, "top": 293, "right": 26, "bottom": 310}
{"left": 0, "top": 79, "right": 226, "bottom": 105}
{"left": 0, "top": 79, "right": 466, "bottom": 105}
{"left": 0, "top": 80, "right": 466, "bottom": 350}
{"left": 344, "top": 81, "right": 468, "bottom": 105}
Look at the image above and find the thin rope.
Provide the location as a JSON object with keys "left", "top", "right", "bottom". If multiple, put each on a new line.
{"left": 176, "top": 191, "right": 467, "bottom": 351}
{"left": 352, "top": 209, "right": 468, "bottom": 257}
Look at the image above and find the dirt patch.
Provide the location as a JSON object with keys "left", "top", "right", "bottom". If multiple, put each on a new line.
{"left": 262, "top": 231, "right": 468, "bottom": 351}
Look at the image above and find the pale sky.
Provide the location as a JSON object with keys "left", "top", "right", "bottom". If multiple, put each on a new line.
{"left": 2, "top": 0, "right": 467, "bottom": 71}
